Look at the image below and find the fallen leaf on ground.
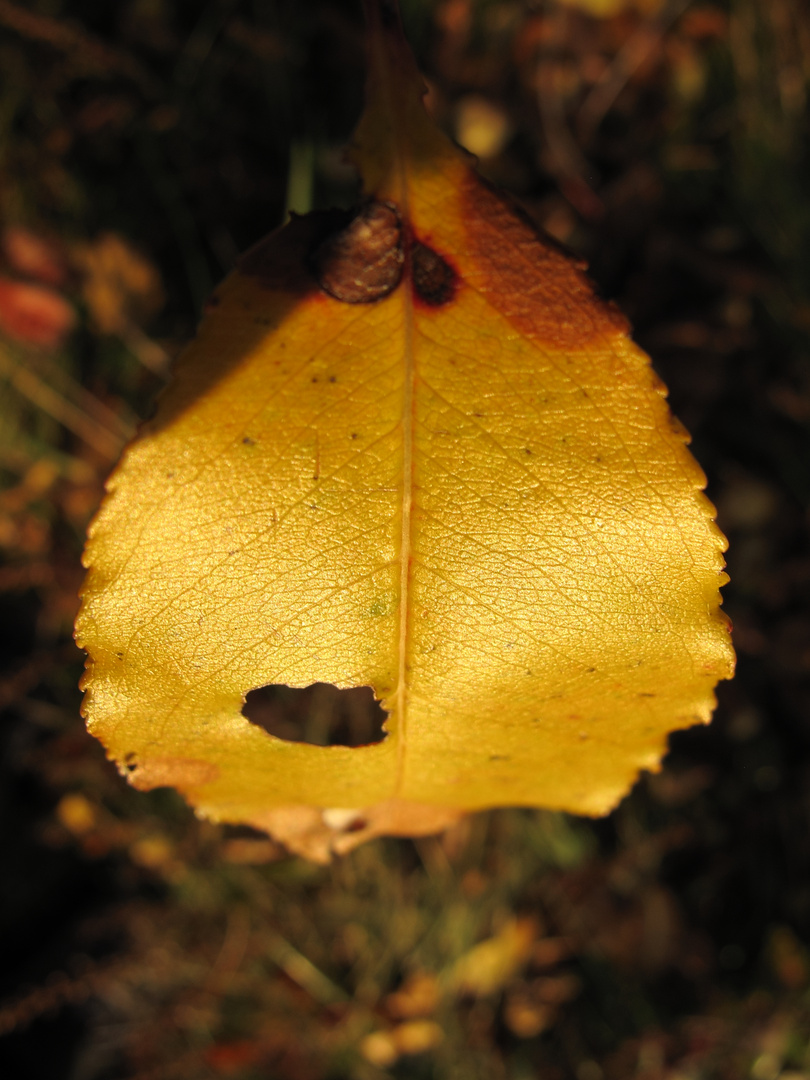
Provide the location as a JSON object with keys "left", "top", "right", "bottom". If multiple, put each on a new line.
{"left": 385, "top": 971, "right": 441, "bottom": 1018}
{"left": 360, "top": 1020, "right": 443, "bottom": 1067}
{"left": 73, "top": 232, "right": 163, "bottom": 335}
{"left": 76, "top": 0, "right": 733, "bottom": 860}
{"left": 2, "top": 226, "right": 68, "bottom": 287}
{"left": 0, "top": 276, "right": 75, "bottom": 349}
{"left": 446, "top": 917, "right": 539, "bottom": 997}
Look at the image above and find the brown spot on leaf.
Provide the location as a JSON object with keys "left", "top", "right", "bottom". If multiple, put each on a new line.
{"left": 312, "top": 201, "right": 404, "bottom": 303}
{"left": 460, "top": 171, "right": 628, "bottom": 348}
{"left": 128, "top": 756, "right": 219, "bottom": 791}
{"left": 412, "top": 241, "right": 457, "bottom": 306}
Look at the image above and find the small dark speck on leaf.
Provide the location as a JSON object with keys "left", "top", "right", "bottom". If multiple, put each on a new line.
{"left": 490, "top": 754, "right": 510, "bottom": 761}
{"left": 242, "top": 436, "right": 255, "bottom": 445}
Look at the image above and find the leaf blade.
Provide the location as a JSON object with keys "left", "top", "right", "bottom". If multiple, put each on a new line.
{"left": 76, "top": 7, "right": 734, "bottom": 856}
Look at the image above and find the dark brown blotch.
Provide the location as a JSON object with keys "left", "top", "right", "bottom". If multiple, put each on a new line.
{"left": 312, "top": 201, "right": 404, "bottom": 304}
{"left": 412, "top": 241, "right": 457, "bottom": 306}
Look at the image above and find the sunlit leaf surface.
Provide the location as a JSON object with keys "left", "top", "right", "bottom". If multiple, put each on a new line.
{"left": 76, "top": 5, "right": 734, "bottom": 859}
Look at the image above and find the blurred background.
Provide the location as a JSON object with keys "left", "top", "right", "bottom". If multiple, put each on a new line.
{"left": 1, "top": 0, "right": 810, "bottom": 1076}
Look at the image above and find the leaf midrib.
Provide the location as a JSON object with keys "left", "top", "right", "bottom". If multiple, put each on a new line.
{"left": 393, "top": 152, "right": 416, "bottom": 797}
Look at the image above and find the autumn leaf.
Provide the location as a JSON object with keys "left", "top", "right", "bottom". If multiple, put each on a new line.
{"left": 446, "top": 917, "right": 540, "bottom": 998}
{"left": 2, "top": 226, "right": 67, "bottom": 288}
{"left": 76, "top": 2, "right": 734, "bottom": 861}
{"left": 0, "top": 276, "right": 75, "bottom": 350}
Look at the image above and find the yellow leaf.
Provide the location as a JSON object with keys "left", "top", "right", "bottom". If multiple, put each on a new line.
{"left": 76, "top": 3, "right": 733, "bottom": 860}
{"left": 55, "top": 792, "right": 97, "bottom": 836}
{"left": 446, "top": 916, "right": 539, "bottom": 998}
{"left": 555, "top": 0, "right": 666, "bottom": 16}
{"left": 360, "top": 1019, "right": 444, "bottom": 1066}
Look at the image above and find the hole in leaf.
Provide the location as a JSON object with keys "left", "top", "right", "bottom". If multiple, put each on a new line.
{"left": 242, "top": 683, "right": 388, "bottom": 748}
